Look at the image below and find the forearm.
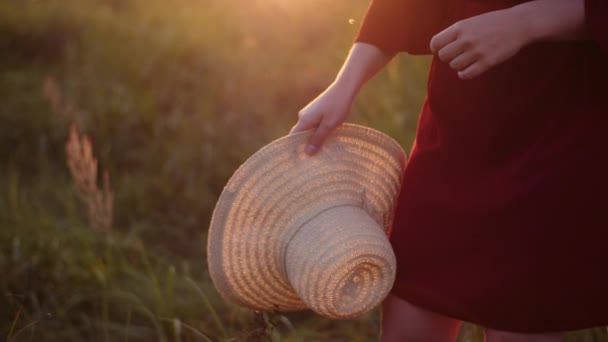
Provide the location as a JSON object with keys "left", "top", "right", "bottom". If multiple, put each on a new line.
{"left": 332, "top": 42, "right": 395, "bottom": 97}
{"left": 512, "top": 0, "right": 587, "bottom": 44}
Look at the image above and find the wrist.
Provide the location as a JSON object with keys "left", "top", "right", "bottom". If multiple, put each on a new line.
{"left": 510, "top": 0, "right": 586, "bottom": 44}
{"left": 507, "top": 4, "right": 544, "bottom": 46}
{"left": 331, "top": 76, "right": 361, "bottom": 99}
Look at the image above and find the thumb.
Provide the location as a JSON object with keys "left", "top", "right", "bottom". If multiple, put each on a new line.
{"left": 290, "top": 119, "right": 314, "bottom": 135}
{"left": 305, "top": 121, "right": 335, "bottom": 155}
{"left": 290, "top": 108, "right": 321, "bottom": 135}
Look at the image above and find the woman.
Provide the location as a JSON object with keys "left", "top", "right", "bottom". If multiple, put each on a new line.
{"left": 290, "top": 0, "right": 608, "bottom": 341}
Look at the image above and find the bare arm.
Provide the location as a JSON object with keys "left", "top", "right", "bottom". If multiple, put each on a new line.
{"left": 291, "top": 42, "right": 395, "bottom": 155}
{"left": 332, "top": 43, "right": 395, "bottom": 98}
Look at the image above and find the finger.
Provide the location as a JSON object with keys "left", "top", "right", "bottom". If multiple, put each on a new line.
{"left": 430, "top": 24, "right": 459, "bottom": 54}
{"left": 305, "top": 121, "right": 336, "bottom": 155}
{"left": 458, "top": 62, "right": 485, "bottom": 80}
{"left": 449, "top": 51, "right": 477, "bottom": 72}
{"left": 437, "top": 40, "right": 467, "bottom": 63}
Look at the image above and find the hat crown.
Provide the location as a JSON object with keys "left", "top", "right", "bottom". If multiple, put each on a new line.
{"left": 285, "top": 205, "right": 396, "bottom": 318}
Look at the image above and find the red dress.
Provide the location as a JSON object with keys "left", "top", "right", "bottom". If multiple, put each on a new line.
{"left": 356, "top": 0, "right": 608, "bottom": 333}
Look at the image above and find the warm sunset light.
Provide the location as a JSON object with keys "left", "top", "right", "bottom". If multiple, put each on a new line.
{"left": 4, "top": 0, "right": 606, "bottom": 340}
{"left": 1, "top": 0, "right": 416, "bottom": 340}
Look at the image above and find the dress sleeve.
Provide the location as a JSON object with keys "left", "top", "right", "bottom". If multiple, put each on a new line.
{"left": 354, "top": 0, "right": 447, "bottom": 55}
{"left": 585, "top": 0, "right": 608, "bottom": 54}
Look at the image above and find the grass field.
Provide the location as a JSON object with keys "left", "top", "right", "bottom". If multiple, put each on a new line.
{"left": 0, "top": 0, "right": 606, "bottom": 341}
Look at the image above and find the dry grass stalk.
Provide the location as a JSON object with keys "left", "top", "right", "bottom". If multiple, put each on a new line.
{"left": 65, "top": 124, "right": 113, "bottom": 231}
{"left": 42, "top": 75, "right": 113, "bottom": 231}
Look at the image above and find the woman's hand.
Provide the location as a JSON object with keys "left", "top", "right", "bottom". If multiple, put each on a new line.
{"left": 430, "top": 8, "right": 529, "bottom": 80}
{"left": 290, "top": 82, "right": 355, "bottom": 155}
{"left": 430, "top": 0, "right": 587, "bottom": 80}
{"left": 290, "top": 43, "right": 395, "bottom": 155}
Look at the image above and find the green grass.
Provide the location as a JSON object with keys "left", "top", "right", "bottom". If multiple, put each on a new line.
{"left": 0, "top": 0, "right": 606, "bottom": 341}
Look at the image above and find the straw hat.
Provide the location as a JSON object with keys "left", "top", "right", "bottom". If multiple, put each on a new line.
{"left": 207, "top": 123, "right": 406, "bottom": 319}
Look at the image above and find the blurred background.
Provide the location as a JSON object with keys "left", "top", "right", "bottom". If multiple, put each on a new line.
{"left": 0, "top": 0, "right": 605, "bottom": 341}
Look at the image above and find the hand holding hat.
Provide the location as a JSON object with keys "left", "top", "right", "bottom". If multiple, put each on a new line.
{"left": 207, "top": 124, "right": 407, "bottom": 319}
{"left": 290, "top": 81, "right": 353, "bottom": 156}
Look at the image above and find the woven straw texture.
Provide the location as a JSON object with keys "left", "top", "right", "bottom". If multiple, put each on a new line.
{"left": 207, "top": 124, "right": 407, "bottom": 319}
